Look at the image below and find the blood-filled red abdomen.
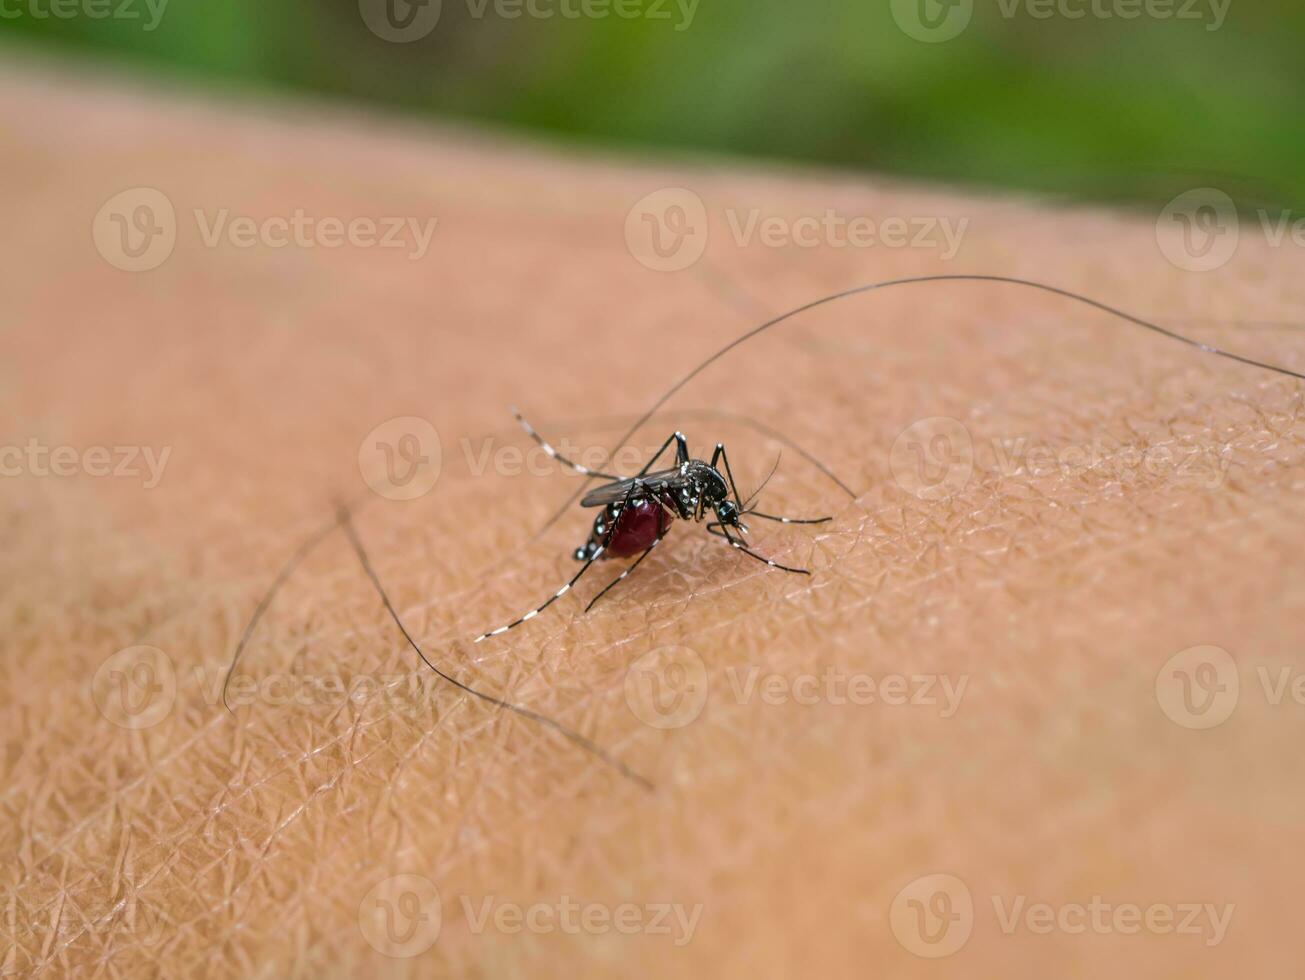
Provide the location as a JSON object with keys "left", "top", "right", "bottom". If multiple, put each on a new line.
{"left": 602, "top": 499, "right": 673, "bottom": 558}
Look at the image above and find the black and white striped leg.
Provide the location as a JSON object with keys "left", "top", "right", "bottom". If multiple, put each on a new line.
{"left": 637, "top": 429, "right": 690, "bottom": 478}
{"left": 475, "top": 480, "right": 641, "bottom": 642}
{"left": 473, "top": 548, "right": 605, "bottom": 643}
{"left": 707, "top": 522, "right": 811, "bottom": 575}
{"left": 747, "top": 510, "right": 833, "bottom": 525}
{"left": 513, "top": 408, "right": 621, "bottom": 481}
{"left": 584, "top": 533, "right": 665, "bottom": 613}
{"left": 710, "top": 442, "right": 746, "bottom": 508}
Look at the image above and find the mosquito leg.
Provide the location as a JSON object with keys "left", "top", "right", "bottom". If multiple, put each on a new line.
{"left": 672, "top": 432, "right": 690, "bottom": 468}
{"left": 584, "top": 528, "right": 666, "bottom": 613}
{"left": 516, "top": 410, "right": 691, "bottom": 483}
{"left": 475, "top": 479, "right": 643, "bottom": 642}
{"left": 709, "top": 442, "right": 745, "bottom": 507}
{"left": 747, "top": 510, "right": 833, "bottom": 525}
{"left": 474, "top": 550, "right": 603, "bottom": 642}
{"left": 708, "top": 522, "right": 811, "bottom": 575}
{"left": 635, "top": 430, "right": 690, "bottom": 478}
{"left": 514, "top": 408, "right": 622, "bottom": 481}
{"left": 711, "top": 444, "right": 831, "bottom": 524}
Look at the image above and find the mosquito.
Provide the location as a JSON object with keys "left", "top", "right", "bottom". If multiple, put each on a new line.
{"left": 223, "top": 273, "right": 1305, "bottom": 790}
{"left": 473, "top": 412, "right": 832, "bottom": 643}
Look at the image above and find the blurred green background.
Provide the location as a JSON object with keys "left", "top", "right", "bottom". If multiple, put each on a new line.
{"left": 2, "top": 0, "right": 1301, "bottom": 206}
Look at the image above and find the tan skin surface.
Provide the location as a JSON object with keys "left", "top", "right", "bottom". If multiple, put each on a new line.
{"left": 4, "top": 63, "right": 1305, "bottom": 978}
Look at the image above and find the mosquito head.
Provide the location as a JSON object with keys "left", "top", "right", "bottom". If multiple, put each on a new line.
{"left": 714, "top": 499, "right": 752, "bottom": 536}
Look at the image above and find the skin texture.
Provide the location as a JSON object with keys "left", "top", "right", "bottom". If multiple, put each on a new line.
{"left": 3, "top": 60, "right": 1305, "bottom": 978}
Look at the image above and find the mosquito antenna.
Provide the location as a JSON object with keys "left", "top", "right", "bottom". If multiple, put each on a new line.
{"left": 529, "top": 273, "right": 1305, "bottom": 537}
{"left": 337, "top": 504, "right": 653, "bottom": 792}
{"left": 677, "top": 408, "right": 856, "bottom": 501}
{"left": 743, "top": 451, "right": 783, "bottom": 511}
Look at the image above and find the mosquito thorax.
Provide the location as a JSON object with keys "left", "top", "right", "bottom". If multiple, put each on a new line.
{"left": 686, "top": 461, "right": 729, "bottom": 502}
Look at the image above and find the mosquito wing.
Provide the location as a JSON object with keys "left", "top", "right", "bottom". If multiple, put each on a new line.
{"left": 580, "top": 468, "right": 686, "bottom": 508}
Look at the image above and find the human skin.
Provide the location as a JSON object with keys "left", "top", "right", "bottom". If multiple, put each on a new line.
{"left": 3, "top": 60, "right": 1305, "bottom": 979}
